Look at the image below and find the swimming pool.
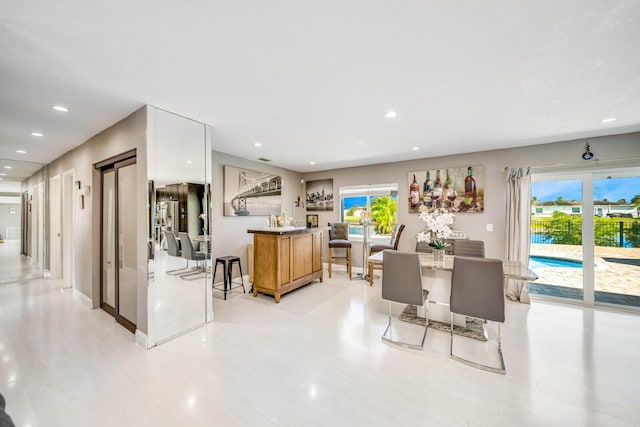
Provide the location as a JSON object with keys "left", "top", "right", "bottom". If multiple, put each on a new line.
{"left": 529, "top": 255, "right": 583, "bottom": 270}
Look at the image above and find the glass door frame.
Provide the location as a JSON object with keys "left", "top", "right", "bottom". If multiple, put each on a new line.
{"left": 531, "top": 166, "right": 640, "bottom": 311}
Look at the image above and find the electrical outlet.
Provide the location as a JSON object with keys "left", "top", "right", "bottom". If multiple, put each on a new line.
{"left": 486, "top": 224, "right": 493, "bottom": 232}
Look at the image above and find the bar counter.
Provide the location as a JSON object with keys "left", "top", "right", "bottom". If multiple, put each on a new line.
{"left": 248, "top": 227, "right": 327, "bottom": 303}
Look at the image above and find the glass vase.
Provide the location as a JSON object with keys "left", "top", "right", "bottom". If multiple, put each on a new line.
{"left": 433, "top": 248, "right": 446, "bottom": 267}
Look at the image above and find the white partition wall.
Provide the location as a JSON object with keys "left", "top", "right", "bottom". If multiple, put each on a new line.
{"left": 146, "top": 106, "right": 212, "bottom": 347}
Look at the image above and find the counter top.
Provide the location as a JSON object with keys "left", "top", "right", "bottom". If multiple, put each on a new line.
{"left": 248, "top": 226, "right": 329, "bottom": 235}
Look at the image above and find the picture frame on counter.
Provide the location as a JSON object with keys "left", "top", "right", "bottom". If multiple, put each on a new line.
{"left": 306, "top": 214, "right": 318, "bottom": 228}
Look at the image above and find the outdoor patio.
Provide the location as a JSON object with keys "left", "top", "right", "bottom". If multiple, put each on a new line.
{"left": 528, "top": 244, "right": 640, "bottom": 305}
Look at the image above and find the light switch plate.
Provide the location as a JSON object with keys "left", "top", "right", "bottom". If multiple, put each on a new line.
{"left": 486, "top": 224, "right": 493, "bottom": 232}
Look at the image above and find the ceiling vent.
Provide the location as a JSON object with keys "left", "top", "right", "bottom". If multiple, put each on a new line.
{"left": 258, "top": 157, "right": 271, "bottom": 162}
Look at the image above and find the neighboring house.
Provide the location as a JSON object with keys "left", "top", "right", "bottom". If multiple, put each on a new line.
{"left": 532, "top": 204, "right": 639, "bottom": 218}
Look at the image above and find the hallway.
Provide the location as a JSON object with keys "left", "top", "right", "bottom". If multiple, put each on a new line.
{"left": 0, "top": 240, "right": 42, "bottom": 285}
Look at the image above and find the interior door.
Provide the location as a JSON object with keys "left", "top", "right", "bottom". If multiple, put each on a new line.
{"left": 100, "top": 156, "right": 137, "bottom": 332}
{"left": 62, "top": 172, "right": 74, "bottom": 289}
{"left": 49, "top": 175, "right": 62, "bottom": 279}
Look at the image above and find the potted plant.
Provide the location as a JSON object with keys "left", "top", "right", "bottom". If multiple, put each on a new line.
{"left": 416, "top": 208, "right": 455, "bottom": 265}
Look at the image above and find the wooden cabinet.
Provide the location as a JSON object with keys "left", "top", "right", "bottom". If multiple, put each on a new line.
{"left": 249, "top": 228, "right": 324, "bottom": 303}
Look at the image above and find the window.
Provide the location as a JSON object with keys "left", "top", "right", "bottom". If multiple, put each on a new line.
{"left": 340, "top": 184, "right": 398, "bottom": 240}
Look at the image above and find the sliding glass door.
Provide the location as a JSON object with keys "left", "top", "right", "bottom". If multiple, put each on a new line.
{"left": 593, "top": 173, "right": 640, "bottom": 308}
{"left": 529, "top": 168, "right": 640, "bottom": 309}
{"left": 530, "top": 177, "right": 585, "bottom": 301}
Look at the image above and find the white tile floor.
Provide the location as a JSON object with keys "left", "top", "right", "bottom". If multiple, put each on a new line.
{"left": 1, "top": 271, "right": 640, "bottom": 426}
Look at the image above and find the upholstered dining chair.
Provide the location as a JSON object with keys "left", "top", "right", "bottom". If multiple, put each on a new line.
{"left": 163, "top": 230, "right": 189, "bottom": 275}
{"left": 416, "top": 238, "right": 455, "bottom": 255}
{"left": 450, "top": 256, "right": 506, "bottom": 374}
{"left": 381, "top": 250, "right": 429, "bottom": 350}
{"left": 328, "top": 222, "right": 352, "bottom": 279}
{"left": 369, "top": 224, "right": 405, "bottom": 255}
{"left": 178, "top": 232, "right": 207, "bottom": 280}
{"left": 453, "top": 239, "right": 485, "bottom": 258}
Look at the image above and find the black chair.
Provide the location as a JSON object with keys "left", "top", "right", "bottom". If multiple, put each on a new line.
{"left": 450, "top": 256, "right": 506, "bottom": 374}
{"left": 381, "top": 250, "right": 429, "bottom": 350}
{"left": 453, "top": 239, "right": 485, "bottom": 258}
{"left": 178, "top": 232, "right": 206, "bottom": 280}
{"left": 369, "top": 223, "right": 405, "bottom": 255}
{"left": 328, "top": 222, "right": 352, "bottom": 279}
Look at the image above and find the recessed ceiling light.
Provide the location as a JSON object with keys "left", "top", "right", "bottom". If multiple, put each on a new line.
{"left": 309, "top": 161, "right": 316, "bottom": 165}
{"left": 412, "top": 147, "right": 419, "bottom": 151}
{"left": 4, "top": 166, "right": 12, "bottom": 169}
{"left": 16, "top": 150, "right": 27, "bottom": 154}
{"left": 0, "top": 178, "right": 3, "bottom": 181}
{"left": 384, "top": 111, "right": 398, "bottom": 118}
{"left": 186, "top": 160, "right": 193, "bottom": 164}
{"left": 601, "top": 117, "right": 616, "bottom": 123}
{"left": 254, "top": 142, "right": 262, "bottom": 147}
{"left": 0, "top": 173, "right": 6, "bottom": 176}
{"left": 30, "top": 132, "right": 43, "bottom": 137}
{"left": 52, "top": 105, "right": 69, "bottom": 112}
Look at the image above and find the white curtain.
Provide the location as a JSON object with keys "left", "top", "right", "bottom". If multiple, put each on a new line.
{"left": 505, "top": 167, "right": 532, "bottom": 303}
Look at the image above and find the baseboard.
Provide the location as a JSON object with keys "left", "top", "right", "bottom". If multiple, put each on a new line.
{"left": 135, "top": 330, "right": 148, "bottom": 349}
{"left": 72, "top": 287, "right": 93, "bottom": 307}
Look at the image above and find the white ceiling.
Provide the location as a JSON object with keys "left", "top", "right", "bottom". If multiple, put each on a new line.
{"left": 1, "top": 1, "right": 640, "bottom": 173}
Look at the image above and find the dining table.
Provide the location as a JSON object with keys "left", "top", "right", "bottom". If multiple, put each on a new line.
{"left": 367, "top": 250, "right": 538, "bottom": 326}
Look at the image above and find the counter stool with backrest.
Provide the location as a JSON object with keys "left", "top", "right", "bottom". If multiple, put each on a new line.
{"left": 328, "top": 222, "right": 352, "bottom": 279}
{"left": 213, "top": 256, "right": 246, "bottom": 300}
{"left": 368, "top": 224, "right": 405, "bottom": 282}
{"left": 369, "top": 223, "right": 405, "bottom": 255}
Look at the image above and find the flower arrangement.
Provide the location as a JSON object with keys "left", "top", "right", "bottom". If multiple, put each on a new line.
{"left": 416, "top": 208, "right": 455, "bottom": 249}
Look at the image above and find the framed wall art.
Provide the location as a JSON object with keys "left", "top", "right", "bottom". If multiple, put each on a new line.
{"left": 306, "top": 179, "right": 333, "bottom": 212}
{"left": 407, "top": 165, "right": 484, "bottom": 213}
{"left": 223, "top": 165, "right": 282, "bottom": 216}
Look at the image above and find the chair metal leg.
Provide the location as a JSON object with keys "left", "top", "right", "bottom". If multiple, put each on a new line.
{"left": 166, "top": 259, "right": 190, "bottom": 275}
{"left": 381, "top": 300, "right": 428, "bottom": 350}
{"left": 180, "top": 259, "right": 206, "bottom": 280}
{"left": 449, "top": 313, "right": 506, "bottom": 374}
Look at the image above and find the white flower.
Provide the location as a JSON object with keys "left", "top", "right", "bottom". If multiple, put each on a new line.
{"left": 416, "top": 208, "right": 455, "bottom": 244}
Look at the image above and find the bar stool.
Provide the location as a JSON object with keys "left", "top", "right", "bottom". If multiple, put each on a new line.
{"left": 328, "top": 222, "right": 352, "bottom": 279}
{"left": 213, "top": 256, "right": 246, "bottom": 300}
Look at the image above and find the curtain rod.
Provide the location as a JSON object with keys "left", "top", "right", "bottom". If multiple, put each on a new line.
{"left": 503, "top": 156, "right": 640, "bottom": 172}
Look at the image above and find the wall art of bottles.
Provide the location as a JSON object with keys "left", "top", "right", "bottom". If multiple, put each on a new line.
{"left": 406, "top": 165, "right": 483, "bottom": 213}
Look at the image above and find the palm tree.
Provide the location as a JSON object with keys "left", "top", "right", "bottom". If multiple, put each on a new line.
{"left": 370, "top": 196, "right": 397, "bottom": 235}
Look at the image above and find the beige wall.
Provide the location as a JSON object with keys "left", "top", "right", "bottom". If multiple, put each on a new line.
{"left": 210, "top": 151, "right": 304, "bottom": 283}
{"left": 46, "top": 106, "right": 149, "bottom": 333}
{"left": 302, "top": 132, "right": 640, "bottom": 267}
